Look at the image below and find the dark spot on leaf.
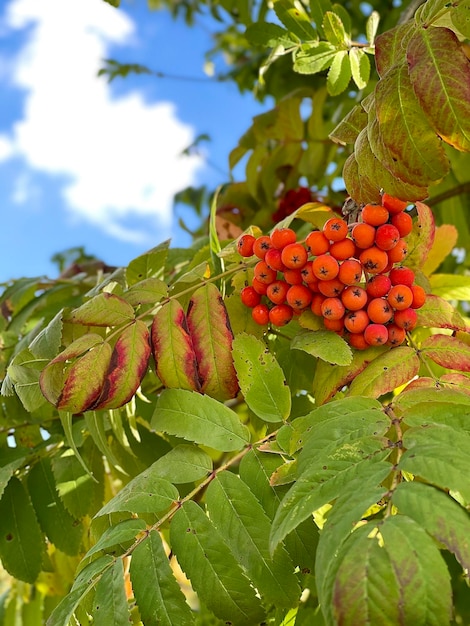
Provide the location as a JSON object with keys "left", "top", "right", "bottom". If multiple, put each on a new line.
{"left": 383, "top": 366, "right": 388, "bottom": 371}
{"left": 301, "top": 568, "right": 311, "bottom": 574}
{"left": 322, "top": 465, "right": 328, "bottom": 470}
{"left": 5, "top": 533, "right": 13, "bottom": 541}
{"left": 186, "top": 528, "right": 191, "bottom": 533}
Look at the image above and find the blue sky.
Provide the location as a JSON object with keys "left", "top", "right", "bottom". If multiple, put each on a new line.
{"left": 0, "top": 0, "right": 269, "bottom": 282}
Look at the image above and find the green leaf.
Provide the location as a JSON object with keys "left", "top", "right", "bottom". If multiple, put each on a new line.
{"left": 186, "top": 283, "right": 239, "bottom": 401}
{"left": 58, "top": 411, "right": 94, "bottom": 479}
{"left": 93, "top": 559, "right": 131, "bottom": 626}
{"left": 322, "top": 11, "right": 348, "bottom": 46}
{"left": 429, "top": 274, "right": 470, "bottom": 301}
{"left": 69, "top": 293, "right": 135, "bottom": 327}
{"left": 6, "top": 349, "right": 47, "bottom": 412}
{"left": 293, "top": 41, "right": 337, "bottom": 74}
{"left": 291, "top": 329, "right": 352, "bottom": 365}
{"left": 347, "top": 346, "right": 420, "bottom": 398}
{"left": 421, "top": 334, "right": 470, "bottom": 372}
{"left": 170, "top": 501, "right": 265, "bottom": 625}
{"left": 407, "top": 27, "right": 470, "bottom": 151}
{"left": 151, "top": 299, "right": 201, "bottom": 392}
{"left": 206, "top": 472, "right": 301, "bottom": 608}
{"left": 151, "top": 389, "right": 250, "bottom": 451}
{"left": 148, "top": 444, "right": 212, "bottom": 484}
{"left": 0, "top": 452, "right": 27, "bottom": 500}
{"left": 0, "top": 477, "right": 44, "bottom": 583}
{"left": 366, "top": 10, "right": 380, "bottom": 44}
{"left": 310, "top": 0, "right": 332, "bottom": 36}
{"left": 27, "top": 458, "right": 83, "bottom": 556}
{"left": 95, "top": 466, "right": 178, "bottom": 517}
{"left": 415, "top": 294, "right": 469, "bottom": 332}
{"left": 327, "top": 50, "right": 351, "bottom": 95}
{"left": 349, "top": 48, "right": 370, "bottom": 90}
{"left": 126, "top": 240, "right": 169, "bottom": 285}
{"left": 270, "top": 439, "right": 391, "bottom": 552}
{"left": 329, "top": 103, "right": 367, "bottom": 145}
{"left": 84, "top": 411, "right": 127, "bottom": 473}
{"left": 84, "top": 518, "right": 146, "bottom": 561}
{"left": 399, "top": 422, "right": 470, "bottom": 502}
{"left": 130, "top": 530, "right": 194, "bottom": 626}
{"left": 329, "top": 517, "right": 451, "bottom": 625}
{"left": 232, "top": 333, "right": 291, "bottom": 423}
{"left": 272, "top": 0, "right": 317, "bottom": 40}
{"left": 451, "top": 0, "right": 470, "bottom": 37}
{"left": 245, "top": 22, "right": 298, "bottom": 48}
{"left": 123, "top": 277, "right": 167, "bottom": 306}
{"left": 29, "top": 310, "right": 63, "bottom": 359}
{"left": 92, "top": 320, "right": 151, "bottom": 410}
{"left": 392, "top": 481, "right": 470, "bottom": 573}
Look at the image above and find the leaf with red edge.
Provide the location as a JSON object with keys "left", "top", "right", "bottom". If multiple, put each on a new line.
{"left": 39, "top": 333, "right": 104, "bottom": 406}
{"left": 151, "top": 299, "right": 201, "bottom": 392}
{"left": 329, "top": 103, "right": 367, "bottom": 145}
{"left": 57, "top": 342, "right": 112, "bottom": 413}
{"left": 374, "top": 64, "right": 449, "bottom": 186}
{"left": 343, "top": 152, "right": 382, "bottom": 205}
{"left": 187, "top": 283, "right": 239, "bottom": 402}
{"left": 407, "top": 27, "right": 470, "bottom": 151}
{"left": 421, "top": 334, "right": 470, "bottom": 372}
{"left": 92, "top": 320, "right": 151, "bottom": 410}
{"left": 69, "top": 293, "right": 135, "bottom": 327}
{"left": 347, "top": 346, "right": 420, "bottom": 398}
{"left": 415, "top": 294, "right": 469, "bottom": 332}
{"left": 404, "top": 201, "right": 435, "bottom": 271}
{"left": 375, "top": 22, "right": 415, "bottom": 77}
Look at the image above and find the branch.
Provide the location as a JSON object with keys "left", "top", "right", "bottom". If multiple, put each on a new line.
{"left": 426, "top": 182, "right": 470, "bottom": 207}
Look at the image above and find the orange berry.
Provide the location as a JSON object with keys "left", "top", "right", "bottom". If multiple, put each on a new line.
{"left": 270, "top": 227, "right": 297, "bottom": 249}
{"left": 269, "top": 304, "right": 294, "bottom": 326}
{"left": 281, "top": 242, "right": 308, "bottom": 269}
{"left": 305, "top": 230, "right": 330, "bottom": 255}
{"left": 367, "top": 298, "right": 393, "bottom": 324}
{"left": 329, "top": 238, "right": 356, "bottom": 261}
{"left": 366, "top": 274, "right": 392, "bottom": 298}
{"left": 364, "top": 323, "right": 389, "bottom": 346}
{"left": 344, "top": 310, "right": 369, "bottom": 334}
{"left": 323, "top": 317, "right": 345, "bottom": 332}
{"left": 338, "top": 259, "right": 363, "bottom": 285}
{"left": 348, "top": 332, "right": 369, "bottom": 350}
{"left": 387, "top": 323, "right": 406, "bottom": 346}
{"left": 375, "top": 224, "right": 400, "bottom": 251}
{"left": 361, "top": 204, "right": 390, "bottom": 226}
{"left": 411, "top": 284, "right": 427, "bottom": 309}
{"left": 237, "top": 234, "right": 256, "bottom": 257}
{"left": 241, "top": 286, "right": 261, "bottom": 308}
{"left": 352, "top": 222, "right": 376, "bottom": 249}
{"left": 341, "top": 285, "right": 368, "bottom": 311}
{"left": 318, "top": 277, "right": 345, "bottom": 298}
{"left": 252, "top": 304, "right": 269, "bottom": 325}
{"left": 387, "top": 239, "right": 408, "bottom": 264}
{"left": 266, "top": 280, "right": 289, "bottom": 305}
{"left": 253, "top": 235, "right": 273, "bottom": 259}
{"left": 394, "top": 307, "right": 418, "bottom": 331}
{"left": 300, "top": 261, "right": 316, "bottom": 284}
{"left": 321, "top": 297, "right": 346, "bottom": 321}
{"left": 283, "top": 268, "right": 304, "bottom": 285}
{"left": 311, "top": 293, "right": 326, "bottom": 317}
{"left": 391, "top": 212, "right": 413, "bottom": 237}
{"left": 286, "top": 284, "right": 313, "bottom": 311}
{"left": 252, "top": 277, "right": 269, "bottom": 295}
{"left": 381, "top": 193, "right": 409, "bottom": 214}
{"left": 387, "top": 284, "right": 413, "bottom": 310}
{"left": 359, "top": 246, "right": 389, "bottom": 274}
{"left": 254, "top": 260, "right": 277, "bottom": 285}
{"left": 312, "top": 254, "right": 340, "bottom": 280}
{"left": 323, "top": 217, "right": 348, "bottom": 242}
{"left": 389, "top": 267, "right": 415, "bottom": 287}
{"left": 264, "top": 248, "right": 286, "bottom": 272}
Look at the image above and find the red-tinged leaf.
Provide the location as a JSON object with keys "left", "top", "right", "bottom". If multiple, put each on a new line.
{"left": 402, "top": 376, "right": 438, "bottom": 392}
{"left": 407, "top": 27, "right": 470, "bottom": 151}
{"left": 57, "top": 342, "right": 113, "bottom": 413}
{"left": 69, "top": 293, "right": 135, "bottom": 327}
{"left": 151, "top": 300, "right": 201, "bottom": 392}
{"left": 39, "top": 333, "right": 105, "bottom": 406}
{"left": 421, "top": 334, "right": 470, "bottom": 372}
{"left": 187, "top": 283, "right": 239, "bottom": 402}
{"left": 405, "top": 201, "right": 436, "bottom": 271}
{"left": 92, "top": 321, "right": 151, "bottom": 410}
{"left": 329, "top": 103, "right": 367, "bottom": 145}
{"left": 312, "top": 347, "right": 387, "bottom": 405}
{"left": 342, "top": 152, "right": 381, "bottom": 205}
{"left": 374, "top": 64, "right": 449, "bottom": 186}
{"left": 347, "top": 346, "right": 420, "bottom": 398}
{"left": 375, "top": 22, "right": 415, "bottom": 77}
{"left": 415, "top": 294, "right": 469, "bottom": 332}
{"left": 440, "top": 373, "right": 470, "bottom": 396}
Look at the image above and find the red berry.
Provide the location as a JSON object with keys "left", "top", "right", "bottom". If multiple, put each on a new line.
{"left": 389, "top": 267, "right": 415, "bottom": 287}
{"left": 237, "top": 234, "right": 256, "bottom": 257}
{"left": 253, "top": 235, "right": 273, "bottom": 259}
{"left": 270, "top": 227, "right": 297, "bottom": 250}
{"left": 364, "top": 323, "right": 389, "bottom": 346}
{"left": 375, "top": 224, "right": 401, "bottom": 251}
{"left": 241, "top": 286, "right": 261, "bottom": 308}
{"left": 252, "top": 304, "right": 269, "bottom": 325}
{"left": 269, "top": 304, "right": 293, "bottom": 326}
{"left": 381, "top": 193, "right": 409, "bottom": 214}
{"left": 366, "top": 275, "right": 392, "bottom": 298}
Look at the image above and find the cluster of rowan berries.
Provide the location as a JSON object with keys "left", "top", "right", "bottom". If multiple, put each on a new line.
{"left": 237, "top": 193, "right": 426, "bottom": 349}
{"left": 272, "top": 186, "right": 312, "bottom": 222}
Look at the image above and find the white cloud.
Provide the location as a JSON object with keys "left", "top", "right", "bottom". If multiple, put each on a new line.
{"left": 0, "top": 0, "right": 203, "bottom": 243}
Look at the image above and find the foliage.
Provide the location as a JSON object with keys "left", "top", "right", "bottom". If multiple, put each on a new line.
{"left": 1, "top": 0, "right": 470, "bottom": 624}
